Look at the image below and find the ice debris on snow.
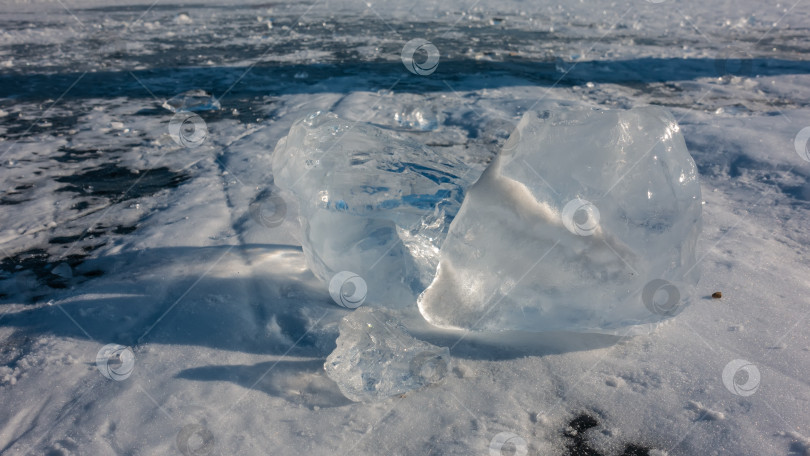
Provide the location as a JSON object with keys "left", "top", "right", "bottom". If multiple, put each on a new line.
{"left": 324, "top": 307, "right": 451, "bottom": 402}
{"left": 777, "top": 431, "right": 810, "bottom": 455}
{"left": 173, "top": 13, "right": 193, "bottom": 25}
{"left": 50, "top": 263, "right": 73, "bottom": 279}
{"left": 418, "top": 107, "right": 702, "bottom": 334}
{"left": 394, "top": 106, "right": 439, "bottom": 131}
{"left": 272, "top": 111, "right": 472, "bottom": 306}
{"left": 162, "top": 89, "right": 221, "bottom": 113}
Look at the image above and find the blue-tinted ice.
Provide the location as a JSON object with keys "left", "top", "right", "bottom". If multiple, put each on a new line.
{"left": 274, "top": 107, "right": 702, "bottom": 335}
{"left": 271, "top": 111, "right": 473, "bottom": 306}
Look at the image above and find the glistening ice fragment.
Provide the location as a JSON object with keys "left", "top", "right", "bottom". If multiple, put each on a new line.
{"left": 272, "top": 111, "right": 473, "bottom": 306}
{"left": 418, "top": 107, "right": 702, "bottom": 334}
{"left": 324, "top": 308, "right": 451, "bottom": 402}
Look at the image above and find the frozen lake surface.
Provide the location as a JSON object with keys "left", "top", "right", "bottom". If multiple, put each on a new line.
{"left": 1, "top": 0, "right": 809, "bottom": 454}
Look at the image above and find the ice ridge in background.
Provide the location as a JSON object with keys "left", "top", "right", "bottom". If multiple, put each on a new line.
{"left": 418, "top": 107, "right": 703, "bottom": 334}
{"left": 272, "top": 111, "right": 474, "bottom": 307}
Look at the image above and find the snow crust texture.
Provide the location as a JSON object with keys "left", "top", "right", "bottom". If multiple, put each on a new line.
{"left": 419, "top": 107, "right": 703, "bottom": 334}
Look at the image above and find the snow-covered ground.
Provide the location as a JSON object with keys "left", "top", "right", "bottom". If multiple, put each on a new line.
{"left": 1, "top": 0, "right": 809, "bottom": 454}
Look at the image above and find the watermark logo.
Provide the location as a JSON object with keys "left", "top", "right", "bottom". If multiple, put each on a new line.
{"left": 401, "top": 38, "right": 440, "bottom": 76}
{"left": 561, "top": 198, "right": 600, "bottom": 236}
{"left": 642, "top": 279, "right": 681, "bottom": 316}
{"left": 489, "top": 432, "right": 528, "bottom": 456}
{"left": 328, "top": 271, "right": 367, "bottom": 309}
{"left": 96, "top": 344, "right": 135, "bottom": 381}
{"left": 169, "top": 113, "right": 208, "bottom": 148}
{"left": 177, "top": 423, "right": 215, "bottom": 456}
{"left": 722, "top": 359, "right": 760, "bottom": 397}
{"left": 409, "top": 351, "right": 449, "bottom": 385}
{"left": 248, "top": 191, "right": 287, "bottom": 228}
{"left": 794, "top": 126, "right": 810, "bottom": 162}
{"left": 501, "top": 128, "right": 521, "bottom": 154}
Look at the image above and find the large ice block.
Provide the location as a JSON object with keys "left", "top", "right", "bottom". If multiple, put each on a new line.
{"left": 272, "top": 111, "right": 472, "bottom": 307}
{"left": 324, "top": 308, "right": 451, "bottom": 402}
{"left": 417, "top": 107, "right": 702, "bottom": 334}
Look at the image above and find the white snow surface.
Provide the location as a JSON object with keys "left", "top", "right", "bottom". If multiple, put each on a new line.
{"left": 0, "top": 0, "right": 809, "bottom": 455}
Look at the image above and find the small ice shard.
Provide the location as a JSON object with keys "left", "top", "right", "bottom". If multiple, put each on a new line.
{"left": 324, "top": 307, "right": 451, "bottom": 402}
{"left": 394, "top": 106, "right": 439, "bottom": 131}
{"left": 272, "top": 111, "right": 473, "bottom": 307}
{"left": 162, "top": 90, "right": 221, "bottom": 113}
{"left": 418, "top": 107, "right": 702, "bottom": 334}
{"left": 51, "top": 263, "right": 73, "bottom": 279}
{"left": 173, "top": 13, "right": 193, "bottom": 25}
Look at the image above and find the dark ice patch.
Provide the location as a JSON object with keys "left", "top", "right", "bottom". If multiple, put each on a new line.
{"left": 563, "top": 413, "right": 653, "bottom": 456}
{"left": 0, "top": 248, "right": 87, "bottom": 297}
{"left": 53, "top": 146, "right": 107, "bottom": 164}
{"left": 54, "top": 164, "right": 190, "bottom": 200}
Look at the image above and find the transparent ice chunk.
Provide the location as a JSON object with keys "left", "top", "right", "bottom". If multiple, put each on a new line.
{"left": 324, "top": 308, "right": 451, "bottom": 402}
{"left": 272, "top": 111, "right": 473, "bottom": 306}
{"left": 418, "top": 107, "right": 702, "bottom": 334}
{"left": 394, "top": 106, "right": 439, "bottom": 131}
{"left": 163, "top": 89, "right": 221, "bottom": 113}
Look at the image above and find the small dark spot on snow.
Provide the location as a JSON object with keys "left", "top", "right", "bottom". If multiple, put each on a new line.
{"left": 112, "top": 225, "right": 138, "bottom": 235}
{"left": 82, "top": 269, "right": 104, "bottom": 278}
{"left": 49, "top": 234, "right": 86, "bottom": 245}
{"left": 621, "top": 444, "right": 651, "bottom": 456}
{"left": 712, "top": 291, "right": 722, "bottom": 299}
{"left": 55, "top": 164, "right": 190, "bottom": 200}
{"left": 72, "top": 201, "right": 90, "bottom": 211}
{"left": 562, "top": 413, "right": 654, "bottom": 456}
{"left": 563, "top": 413, "right": 601, "bottom": 455}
